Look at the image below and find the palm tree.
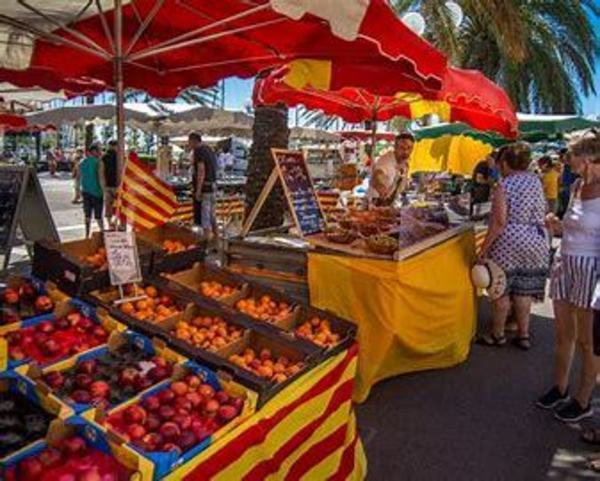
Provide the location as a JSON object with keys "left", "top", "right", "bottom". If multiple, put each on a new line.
{"left": 245, "top": 103, "right": 290, "bottom": 230}
{"left": 177, "top": 85, "right": 222, "bottom": 108}
{"left": 392, "top": 0, "right": 600, "bottom": 114}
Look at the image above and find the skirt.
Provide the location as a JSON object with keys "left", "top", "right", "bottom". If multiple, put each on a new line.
{"left": 550, "top": 253, "right": 600, "bottom": 309}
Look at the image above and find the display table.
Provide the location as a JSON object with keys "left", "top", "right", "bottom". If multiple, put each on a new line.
{"left": 167, "top": 345, "right": 366, "bottom": 480}
{"left": 308, "top": 230, "right": 477, "bottom": 403}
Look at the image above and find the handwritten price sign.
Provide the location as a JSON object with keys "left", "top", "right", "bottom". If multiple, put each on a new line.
{"left": 104, "top": 231, "right": 143, "bottom": 286}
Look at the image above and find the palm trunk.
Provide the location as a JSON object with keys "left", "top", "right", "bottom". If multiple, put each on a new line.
{"left": 245, "top": 104, "right": 289, "bottom": 230}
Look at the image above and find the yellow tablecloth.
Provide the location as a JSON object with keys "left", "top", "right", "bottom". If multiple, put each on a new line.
{"left": 308, "top": 231, "right": 477, "bottom": 403}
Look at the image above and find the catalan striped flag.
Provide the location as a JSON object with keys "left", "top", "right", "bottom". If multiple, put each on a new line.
{"left": 116, "top": 153, "right": 179, "bottom": 231}
{"left": 165, "top": 345, "right": 366, "bottom": 481}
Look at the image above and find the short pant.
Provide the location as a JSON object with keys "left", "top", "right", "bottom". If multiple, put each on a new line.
{"left": 83, "top": 192, "right": 103, "bottom": 220}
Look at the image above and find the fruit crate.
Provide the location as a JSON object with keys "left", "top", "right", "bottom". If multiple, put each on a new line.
{"left": 84, "top": 282, "right": 190, "bottom": 340}
{"left": 24, "top": 329, "right": 186, "bottom": 419}
{"left": 153, "top": 302, "right": 252, "bottom": 372}
{"left": 157, "top": 262, "right": 249, "bottom": 308}
{"left": 0, "top": 416, "right": 142, "bottom": 481}
{"left": 212, "top": 329, "right": 321, "bottom": 408}
{"left": 0, "top": 276, "right": 68, "bottom": 329}
{"left": 136, "top": 223, "right": 207, "bottom": 274}
{"left": 0, "top": 299, "right": 122, "bottom": 373}
{"left": 270, "top": 305, "right": 357, "bottom": 358}
{"left": 0, "top": 371, "right": 64, "bottom": 466}
{"left": 34, "top": 232, "right": 156, "bottom": 297}
{"left": 89, "top": 360, "right": 258, "bottom": 481}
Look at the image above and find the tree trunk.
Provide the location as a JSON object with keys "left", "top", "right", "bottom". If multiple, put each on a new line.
{"left": 245, "top": 104, "right": 289, "bottom": 230}
{"left": 84, "top": 95, "right": 95, "bottom": 150}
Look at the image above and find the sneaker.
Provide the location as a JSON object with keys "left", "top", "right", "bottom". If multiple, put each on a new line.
{"left": 536, "top": 386, "right": 569, "bottom": 410}
{"left": 554, "top": 399, "right": 593, "bottom": 423}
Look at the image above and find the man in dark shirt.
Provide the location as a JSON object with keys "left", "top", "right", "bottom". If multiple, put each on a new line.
{"left": 470, "top": 153, "right": 498, "bottom": 215}
{"left": 188, "top": 132, "right": 217, "bottom": 238}
{"left": 101, "top": 139, "right": 119, "bottom": 229}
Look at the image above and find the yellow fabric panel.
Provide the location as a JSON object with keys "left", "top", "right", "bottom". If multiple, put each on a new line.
{"left": 409, "top": 100, "right": 451, "bottom": 121}
{"left": 308, "top": 231, "right": 477, "bottom": 403}
{"left": 165, "top": 348, "right": 366, "bottom": 481}
{"left": 410, "top": 135, "right": 494, "bottom": 175}
{"left": 284, "top": 59, "right": 333, "bottom": 90}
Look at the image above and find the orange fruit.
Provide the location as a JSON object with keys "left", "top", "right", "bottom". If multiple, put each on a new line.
{"left": 121, "top": 302, "right": 135, "bottom": 315}
{"left": 145, "top": 286, "right": 158, "bottom": 298}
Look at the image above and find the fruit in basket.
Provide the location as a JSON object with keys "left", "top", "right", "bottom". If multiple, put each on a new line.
{"left": 295, "top": 317, "right": 341, "bottom": 347}
{"left": 162, "top": 239, "right": 189, "bottom": 254}
{"left": 106, "top": 375, "right": 245, "bottom": 454}
{"left": 228, "top": 348, "right": 304, "bottom": 383}
{"left": 33, "top": 295, "right": 54, "bottom": 314}
{"left": 41, "top": 343, "right": 173, "bottom": 409}
{"left": 234, "top": 295, "right": 292, "bottom": 322}
{"left": 7, "top": 435, "right": 132, "bottom": 481}
{"left": 199, "top": 280, "right": 239, "bottom": 300}
{"left": 366, "top": 234, "right": 398, "bottom": 256}
{"left": 3, "top": 288, "right": 19, "bottom": 305}
{"left": 6, "top": 311, "right": 108, "bottom": 364}
{"left": 172, "top": 316, "right": 244, "bottom": 351}
{"left": 324, "top": 227, "right": 356, "bottom": 244}
{"left": 84, "top": 247, "right": 107, "bottom": 269}
{"left": 118, "top": 286, "right": 180, "bottom": 323}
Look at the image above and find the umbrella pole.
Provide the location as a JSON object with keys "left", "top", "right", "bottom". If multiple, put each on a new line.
{"left": 114, "top": 0, "right": 125, "bottom": 182}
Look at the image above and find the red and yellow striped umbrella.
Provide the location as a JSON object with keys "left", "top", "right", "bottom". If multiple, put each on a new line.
{"left": 255, "top": 62, "right": 518, "bottom": 138}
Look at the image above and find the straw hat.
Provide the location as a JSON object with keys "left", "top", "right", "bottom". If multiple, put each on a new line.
{"left": 471, "top": 259, "right": 507, "bottom": 300}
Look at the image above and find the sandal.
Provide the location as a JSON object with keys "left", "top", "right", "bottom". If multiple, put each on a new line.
{"left": 512, "top": 335, "right": 532, "bottom": 350}
{"left": 581, "top": 428, "right": 600, "bottom": 445}
{"left": 476, "top": 333, "right": 507, "bottom": 347}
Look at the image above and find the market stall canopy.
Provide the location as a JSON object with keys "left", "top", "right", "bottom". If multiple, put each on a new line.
{"left": 255, "top": 65, "right": 518, "bottom": 138}
{"left": 0, "top": 0, "right": 447, "bottom": 98}
{"left": 412, "top": 122, "right": 507, "bottom": 148}
{"left": 0, "top": 113, "right": 27, "bottom": 130}
{"left": 290, "top": 127, "right": 340, "bottom": 143}
{"left": 163, "top": 108, "right": 254, "bottom": 137}
{"left": 518, "top": 113, "right": 600, "bottom": 141}
{"left": 337, "top": 130, "right": 396, "bottom": 142}
{"left": 0, "top": 83, "right": 69, "bottom": 103}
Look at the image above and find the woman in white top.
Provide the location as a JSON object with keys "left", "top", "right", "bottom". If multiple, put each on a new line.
{"left": 536, "top": 129, "right": 600, "bottom": 423}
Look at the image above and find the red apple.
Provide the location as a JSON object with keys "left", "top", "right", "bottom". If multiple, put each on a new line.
{"left": 0, "top": 310, "right": 20, "bottom": 326}
{"left": 215, "top": 391, "right": 230, "bottom": 405}
{"left": 34, "top": 295, "right": 54, "bottom": 313}
{"left": 71, "top": 390, "right": 92, "bottom": 404}
{"left": 61, "top": 436, "right": 87, "bottom": 455}
{"left": 173, "top": 413, "right": 192, "bottom": 430}
{"left": 174, "top": 397, "right": 192, "bottom": 412}
{"left": 89, "top": 380, "right": 110, "bottom": 399}
{"left": 41, "top": 338, "right": 61, "bottom": 357}
{"left": 124, "top": 405, "right": 147, "bottom": 424}
{"left": 91, "top": 326, "right": 108, "bottom": 341}
{"left": 158, "top": 389, "right": 176, "bottom": 404}
{"left": 66, "top": 312, "right": 82, "bottom": 326}
{"left": 161, "top": 443, "right": 182, "bottom": 455}
{"left": 186, "top": 392, "right": 203, "bottom": 408}
{"left": 142, "top": 395, "right": 160, "bottom": 412}
{"left": 134, "top": 375, "right": 153, "bottom": 392}
{"left": 185, "top": 374, "right": 201, "bottom": 389}
{"left": 145, "top": 414, "right": 161, "bottom": 431}
{"left": 147, "top": 366, "right": 168, "bottom": 383}
{"left": 36, "top": 320, "right": 55, "bottom": 334}
{"left": 43, "top": 371, "right": 65, "bottom": 389}
{"left": 119, "top": 367, "right": 139, "bottom": 386}
{"left": 160, "top": 296, "right": 174, "bottom": 308}
{"left": 78, "top": 467, "right": 102, "bottom": 481}
{"left": 191, "top": 421, "right": 211, "bottom": 442}
{"left": 159, "top": 421, "right": 181, "bottom": 440}
{"left": 204, "top": 399, "right": 219, "bottom": 415}
{"left": 151, "top": 356, "right": 168, "bottom": 368}
{"left": 141, "top": 432, "right": 163, "bottom": 451}
{"left": 19, "top": 283, "right": 37, "bottom": 301}
{"left": 218, "top": 405, "right": 238, "bottom": 422}
{"left": 76, "top": 317, "right": 94, "bottom": 331}
{"left": 128, "top": 423, "right": 146, "bottom": 440}
{"left": 55, "top": 317, "right": 70, "bottom": 330}
{"left": 77, "top": 359, "right": 97, "bottom": 375}
{"left": 33, "top": 331, "right": 49, "bottom": 346}
{"left": 39, "top": 447, "right": 63, "bottom": 467}
{"left": 9, "top": 346, "right": 25, "bottom": 361}
{"left": 5, "top": 330, "right": 21, "bottom": 345}
{"left": 198, "top": 384, "right": 215, "bottom": 399}
{"left": 3, "top": 288, "right": 20, "bottom": 305}
{"left": 159, "top": 405, "right": 175, "bottom": 420}
{"left": 176, "top": 431, "right": 198, "bottom": 452}
{"left": 170, "top": 381, "right": 188, "bottom": 396}
{"left": 70, "top": 342, "right": 90, "bottom": 355}
{"left": 18, "top": 457, "right": 43, "bottom": 478}
{"left": 75, "top": 373, "right": 93, "bottom": 389}
{"left": 230, "top": 397, "right": 244, "bottom": 413}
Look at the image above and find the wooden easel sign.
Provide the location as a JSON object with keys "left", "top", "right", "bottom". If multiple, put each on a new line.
{"left": 104, "top": 231, "right": 145, "bottom": 305}
{"left": 242, "top": 149, "right": 327, "bottom": 237}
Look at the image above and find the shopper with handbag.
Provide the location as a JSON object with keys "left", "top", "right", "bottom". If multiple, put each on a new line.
{"left": 537, "top": 130, "right": 600, "bottom": 423}
{"left": 476, "top": 143, "right": 550, "bottom": 350}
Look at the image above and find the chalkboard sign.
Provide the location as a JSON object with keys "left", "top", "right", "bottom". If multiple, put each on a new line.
{"left": 272, "top": 149, "right": 326, "bottom": 236}
{"left": 0, "top": 166, "right": 58, "bottom": 269}
{"left": 104, "top": 231, "right": 143, "bottom": 286}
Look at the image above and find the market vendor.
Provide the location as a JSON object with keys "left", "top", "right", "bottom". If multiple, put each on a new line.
{"left": 367, "top": 131, "right": 414, "bottom": 207}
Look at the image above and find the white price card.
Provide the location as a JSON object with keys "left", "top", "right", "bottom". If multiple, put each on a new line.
{"left": 104, "top": 231, "right": 143, "bottom": 286}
